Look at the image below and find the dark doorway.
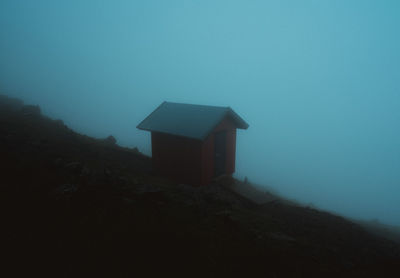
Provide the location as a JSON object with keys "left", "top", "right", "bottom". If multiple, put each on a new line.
{"left": 214, "top": 131, "right": 226, "bottom": 177}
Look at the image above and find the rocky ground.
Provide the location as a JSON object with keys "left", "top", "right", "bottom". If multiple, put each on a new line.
{"left": 1, "top": 95, "right": 399, "bottom": 277}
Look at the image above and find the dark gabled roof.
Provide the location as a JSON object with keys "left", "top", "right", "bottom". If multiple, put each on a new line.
{"left": 137, "top": 101, "right": 249, "bottom": 140}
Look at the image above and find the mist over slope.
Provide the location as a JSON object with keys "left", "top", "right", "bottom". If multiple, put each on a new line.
{"left": 1, "top": 95, "right": 399, "bottom": 277}
{"left": 1, "top": 0, "right": 400, "bottom": 227}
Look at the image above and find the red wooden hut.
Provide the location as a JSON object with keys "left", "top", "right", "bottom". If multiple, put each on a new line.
{"left": 137, "top": 102, "right": 249, "bottom": 186}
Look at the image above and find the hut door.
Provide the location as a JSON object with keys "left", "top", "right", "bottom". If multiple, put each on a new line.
{"left": 214, "top": 131, "right": 226, "bottom": 177}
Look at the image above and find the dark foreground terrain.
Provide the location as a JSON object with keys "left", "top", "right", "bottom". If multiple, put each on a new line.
{"left": 1, "top": 95, "right": 399, "bottom": 277}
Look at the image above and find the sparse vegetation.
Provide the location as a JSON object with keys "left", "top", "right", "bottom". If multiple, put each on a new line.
{"left": 1, "top": 95, "right": 399, "bottom": 277}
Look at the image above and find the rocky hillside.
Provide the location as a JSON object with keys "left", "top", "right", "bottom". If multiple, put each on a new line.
{"left": 1, "top": 95, "right": 399, "bottom": 278}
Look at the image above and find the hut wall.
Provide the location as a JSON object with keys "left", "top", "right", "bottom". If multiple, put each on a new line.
{"left": 151, "top": 132, "right": 202, "bottom": 185}
{"left": 201, "top": 117, "right": 237, "bottom": 185}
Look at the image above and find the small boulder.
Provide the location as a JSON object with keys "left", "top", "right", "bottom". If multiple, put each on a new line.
{"left": 54, "top": 119, "right": 67, "bottom": 128}
{"left": 52, "top": 183, "right": 78, "bottom": 200}
{"left": 104, "top": 135, "right": 117, "bottom": 146}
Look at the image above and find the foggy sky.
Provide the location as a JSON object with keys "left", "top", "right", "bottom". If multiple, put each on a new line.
{"left": 1, "top": 0, "right": 399, "bottom": 225}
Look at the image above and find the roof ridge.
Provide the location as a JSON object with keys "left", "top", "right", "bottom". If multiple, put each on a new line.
{"left": 137, "top": 102, "right": 248, "bottom": 140}
{"left": 163, "top": 101, "right": 229, "bottom": 109}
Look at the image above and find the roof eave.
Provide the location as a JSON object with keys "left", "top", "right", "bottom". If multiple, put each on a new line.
{"left": 136, "top": 101, "right": 166, "bottom": 130}
{"left": 227, "top": 107, "right": 249, "bottom": 129}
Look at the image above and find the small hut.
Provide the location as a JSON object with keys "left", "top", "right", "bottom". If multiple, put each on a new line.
{"left": 137, "top": 101, "right": 248, "bottom": 186}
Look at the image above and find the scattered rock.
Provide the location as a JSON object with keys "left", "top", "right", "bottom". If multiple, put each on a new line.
{"left": 215, "top": 209, "right": 235, "bottom": 223}
{"left": 0, "top": 95, "right": 24, "bottom": 111}
{"left": 122, "top": 197, "right": 135, "bottom": 206}
{"left": 21, "top": 105, "right": 41, "bottom": 117}
{"left": 80, "top": 165, "right": 91, "bottom": 177}
{"left": 54, "top": 119, "right": 67, "bottom": 128}
{"left": 116, "top": 176, "right": 129, "bottom": 186}
{"left": 104, "top": 135, "right": 117, "bottom": 146}
{"left": 54, "top": 157, "right": 64, "bottom": 167}
{"left": 104, "top": 167, "right": 112, "bottom": 178}
{"left": 269, "top": 233, "right": 296, "bottom": 242}
{"left": 52, "top": 183, "right": 78, "bottom": 199}
{"left": 215, "top": 209, "right": 232, "bottom": 217}
{"left": 135, "top": 183, "right": 162, "bottom": 194}
{"left": 132, "top": 178, "right": 140, "bottom": 185}
{"left": 66, "top": 161, "right": 83, "bottom": 175}
{"left": 30, "top": 138, "right": 48, "bottom": 148}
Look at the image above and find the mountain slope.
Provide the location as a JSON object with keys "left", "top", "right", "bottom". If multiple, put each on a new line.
{"left": 1, "top": 95, "right": 399, "bottom": 277}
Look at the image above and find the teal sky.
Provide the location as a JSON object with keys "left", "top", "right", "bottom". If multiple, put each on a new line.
{"left": 1, "top": 0, "right": 399, "bottom": 225}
